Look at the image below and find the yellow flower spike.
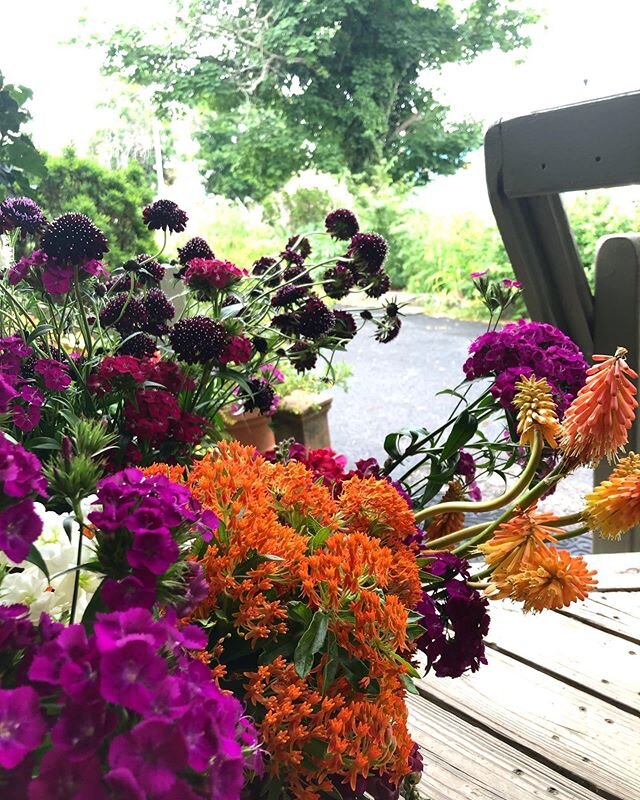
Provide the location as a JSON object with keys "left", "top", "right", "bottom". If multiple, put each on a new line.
{"left": 560, "top": 347, "right": 638, "bottom": 466}
{"left": 512, "top": 375, "right": 561, "bottom": 449}
{"left": 582, "top": 451, "right": 640, "bottom": 539}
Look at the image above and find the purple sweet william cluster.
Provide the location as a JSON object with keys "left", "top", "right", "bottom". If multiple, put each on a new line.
{"left": 463, "top": 320, "right": 588, "bottom": 416}
{"left": 0, "top": 605, "right": 262, "bottom": 799}
{"left": 88, "top": 468, "right": 218, "bottom": 613}
{"left": 416, "top": 552, "right": 490, "bottom": 678}
{"left": 0, "top": 434, "right": 47, "bottom": 562}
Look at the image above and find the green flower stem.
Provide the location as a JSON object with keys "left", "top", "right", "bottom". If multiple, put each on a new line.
{"left": 69, "top": 500, "right": 86, "bottom": 626}
{"left": 73, "top": 268, "right": 93, "bottom": 359}
{"left": 414, "top": 430, "right": 543, "bottom": 524}
{"left": 0, "top": 277, "right": 37, "bottom": 330}
{"left": 423, "top": 521, "right": 489, "bottom": 551}
{"left": 554, "top": 524, "right": 591, "bottom": 541}
{"left": 545, "top": 511, "right": 583, "bottom": 528}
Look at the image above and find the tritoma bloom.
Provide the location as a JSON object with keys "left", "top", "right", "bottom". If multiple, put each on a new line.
{"left": 582, "top": 452, "right": 640, "bottom": 539}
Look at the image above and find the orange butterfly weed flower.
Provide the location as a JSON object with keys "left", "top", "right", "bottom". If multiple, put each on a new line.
{"left": 502, "top": 548, "right": 598, "bottom": 612}
{"left": 142, "top": 462, "right": 187, "bottom": 483}
{"left": 270, "top": 459, "right": 340, "bottom": 530}
{"left": 339, "top": 475, "right": 417, "bottom": 546}
{"left": 512, "top": 375, "right": 561, "bottom": 448}
{"left": 426, "top": 479, "right": 466, "bottom": 541}
{"left": 478, "top": 507, "right": 558, "bottom": 578}
{"left": 583, "top": 451, "right": 640, "bottom": 539}
{"left": 560, "top": 347, "right": 638, "bottom": 466}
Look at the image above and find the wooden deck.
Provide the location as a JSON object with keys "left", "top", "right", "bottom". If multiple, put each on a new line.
{"left": 409, "top": 553, "right": 640, "bottom": 800}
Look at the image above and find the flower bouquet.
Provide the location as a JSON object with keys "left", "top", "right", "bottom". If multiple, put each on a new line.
{"left": 1, "top": 198, "right": 640, "bottom": 800}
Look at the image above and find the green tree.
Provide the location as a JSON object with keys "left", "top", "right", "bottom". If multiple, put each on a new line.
{"left": 0, "top": 71, "right": 46, "bottom": 198}
{"left": 99, "top": 0, "right": 536, "bottom": 199}
{"left": 38, "top": 148, "right": 156, "bottom": 267}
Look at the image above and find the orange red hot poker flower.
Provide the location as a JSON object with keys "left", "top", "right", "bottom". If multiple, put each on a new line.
{"left": 560, "top": 347, "right": 638, "bottom": 466}
{"left": 583, "top": 452, "right": 640, "bottom": 539}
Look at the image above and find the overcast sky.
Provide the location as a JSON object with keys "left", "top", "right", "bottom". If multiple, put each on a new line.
{"left": 3, "top": 0, "right": 640, "bottom": 214}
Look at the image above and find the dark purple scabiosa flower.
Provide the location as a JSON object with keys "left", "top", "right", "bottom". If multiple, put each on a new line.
{"left": 296, "top": 296, "right": 334, "bottom": 339}
{"left": 279, "top": 248, "right": 305, "bottom": 267}
{"left": 252, "top": 255, "right": 280, "bottom": 287}
{"left": 0, "top": 197, "right": 47, "bottom": 235}
{"left": 142, "top": 199, "right": 188, "bottom": 233}
{"left": 271, "top": 312, "right": 299, "bottom": 336}
{"left": 362, "top": 269, "right": 391, "bottom": 298}
{"left": 282, "top": 263, "right": 310, "bottom": 286}
{"left": 330, "top": 309, "right": 358, "bottom": 341}
{"left": 100, "top": 293, "right": 149, "bottom": 336}
{"left": 242, "top": 377, "right": 276, "bottom": 415}
{"left": 271, "top": 283, "right": 308, "bottom": 307}
{"left": 416, "top": 552, "right": 490, "bottom": 678}
{"left": 117, "top": 333, "right": 158, "bottom": 358}
{"left": 0, "top": 687, "right": 47, "bottom": 768}
{"left": 40, "top": 213, "right": 109, "bottom": 265}
{"left": 374, "top": 308, "right": 402, "bottom": 343}
{"left": 348, "top": 232, "right": 388, "bottom": 274}
{"left": 142, "top": 288, "right": 175, "bottom": 335}
{"left": 128, "top": 253, "right": 166, "bottom": 285}
{"left": 286, "top": 234, "right": 312, "bottom": 259}
{"left": 177, "top": 236, "right": 214, "bottom": 266}
{"left": 288, "top": 341, "right": 318, "bottom": 373}
{"left": 463, "top": 319, "right": 588, "bottom": 416}
{"left": 325, "top": 208, "right": 359, "bottom": 240}
{"left": 169, "top": 316, "right": 230, "bottom": 364}
{"left": 323, "top": 263, "right": 355, "bottom": 300}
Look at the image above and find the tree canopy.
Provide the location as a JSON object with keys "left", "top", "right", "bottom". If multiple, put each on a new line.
{"left": 0, "top": 71, "right": 46, "bottom": 198}
{"left": 101, "top": 0, "right": 537, "bottom": 200}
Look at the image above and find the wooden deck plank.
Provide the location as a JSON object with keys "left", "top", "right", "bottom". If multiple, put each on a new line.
{"left": 408, "top": 695, "right": 607, "bottom": 800}
{"left": 417, "top": 647, "right": 640, "bottom": 800}
{"left": 485, "top": 602, "right": 640, "bottom": 713}
{"left": 585, "top": 552, "right": 640, "bottom": 591}
{"left": 557, "top": 591, "right": 640, "bottom": 643}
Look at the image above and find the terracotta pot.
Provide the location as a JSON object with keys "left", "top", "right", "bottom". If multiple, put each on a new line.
{"left": 224, "top": 409, "right": 276, "bottom": 452}
{"left": 271, "top": 392, "right": 332, "bottom": 450}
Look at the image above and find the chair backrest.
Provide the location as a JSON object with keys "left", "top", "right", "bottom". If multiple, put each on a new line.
{"left": 485, "top": 92, "right": 640, "bottom": 552}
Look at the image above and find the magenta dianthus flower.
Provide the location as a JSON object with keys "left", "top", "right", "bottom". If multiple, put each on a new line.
{"left": 0, "top": 687, "right": 47, "bottom": 769}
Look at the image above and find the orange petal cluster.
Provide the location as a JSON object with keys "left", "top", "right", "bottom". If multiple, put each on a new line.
{"left": 583, "top": 452, "right": 640, "bottom": 539}
{"left": 512, "top": 375, "right": 561, "bottom": 448}
{"left": 478, "top": 508, "right": 558, "bottom": 577}
{"left": 158, "top": 441, "right": 421, "bottom": 797}
{"left": 560, "top": 348, "right": 638, "bottom": 466}
{"left": 499, "top": 549, "right": 597, "bottom": 613}
{"left": 425, "top": 479, "right": 466, "bottom": 541}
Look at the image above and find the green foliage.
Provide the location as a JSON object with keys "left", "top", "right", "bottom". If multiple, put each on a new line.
{"left": 0, "top": 71, "right": 46, "bottom": 197}
{"left": 37, "top": 148, "right": 156, "bottom": 267}
{"left": 99, "top": 0, "right": 537, "bottom": 199}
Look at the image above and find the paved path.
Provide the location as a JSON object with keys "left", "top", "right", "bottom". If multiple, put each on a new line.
{"left": 330, "top": 311, "right": 593, "bottom": 555}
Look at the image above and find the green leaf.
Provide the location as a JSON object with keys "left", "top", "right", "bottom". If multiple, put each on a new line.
{"left": 288, "top": 600, "right": 313, "bottom": 628}
{"left": 441, "top": 411, "right": 478, "bottom": 461}
{"left": 26, "top": 544, "right": 49, "bottom": 581}
{"left": 27, "top": 324, "right": 55, "bottom": 343}
{"left": 401, "top": 673, "right": 419, "bottom": 695}
{"left": 294, "top": 610, "right": 329, "bottom": 678}
{"left": 322, "top": 631, "right": 339, "bottom": 689}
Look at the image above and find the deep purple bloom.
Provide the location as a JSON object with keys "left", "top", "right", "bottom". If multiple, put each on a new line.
{"left": 34, "top": 358, "right": 71, "bottom": 390}
{"left": 0, "top": 499, "right": 42, "bottom": 563}
{"left": 169, "top": 315, "right": 230, "bottom": 364}
{"left": 0, "top": 196, "right": 46, "bottom": 235}
{"left": 28, "top": 749, "right": 105, "bottom": 800}
{"left": 177, "top": 235, "right": 214, "bottom": 266}
{"left": 455, "top": 449, "right": 482, "bottom": 501}
{"left": 175, "top": 561, "right": 210, "bottom": 616}
{"left": 108, "top": 719, "right": 188, "bottom": 795}
{"left": 41, "top": 212, "right": 109, "bottom": 265}
{"left": 94, "top": 608, "right": 166, "bottom": 653}
{"left": 100, "top": 639, "right": 168, "bottom": 714}
{"left": 142, "top": 199, "right": 188, "bottom": 233}
{"left": 101, "top": 574, "right": 157, "bottom": 611}
{"left": 105, "top": 769, "right": 145, "bottom": 800}
{"left": 51, "top": 700, "right": 116, "bottom": 761}
{"left": 11, "top": 385, "right": 44, "bottom": 432}
{"left": 0, "top": 604, "right": 35, "bottom": 651}
{"left": 0, "top": 686, "right": 47, "bottom": 768}
{"left": 348, "top": 232, "right": 388, "bottom": 273}
{"left": 127, "top": 528, "right": 179, "bottom": 575}
{"left": 325, "top": 208, "right": 359, "bottom": 240}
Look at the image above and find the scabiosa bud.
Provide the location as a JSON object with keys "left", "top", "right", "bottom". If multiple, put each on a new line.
{"left": 0, "top": 196, "right": 46, "bottom": 235}
{"left": 375, "top": 316, "right": 402, "bottom": 343}
{"left": 286, "top": 234, "right": 312, "bottom": 259}
{"left": 41, "top": 213, "right": 109, "bottom": 265}
{"left": 142, "top": 288, "right": 175, "bottom": 335}
{"left": 348, "top": 232, "right": 388, "bottom": 273}
{"left": 142, "top": 199, "right": 188, "bottom": 233}
{"left": 243, "top": 377, "right": 276, "bottom": 415}
{"left": 323, "top": 264, "right": 355, "bottom": 300}
{"left": 252, "top": 336, "right": 269, "bottom": 354}
{"left": 99, "top": 293, "right": 149, "bottom": 335}
{"left": 331, "top": 310, "right": 357, "bottom": 340}
{"left": 177, "top": 236, "right": 214, "bottom": 266}
{"left": 282, "top": 263, "right": 310, "bottom": 286}
{"left": 117, "top": 334, "right": 158, "bottom": 358}
{"left": 253, "top": 255, "right": 281, "bottom": 287}
{"left": 325, "top": 208, "right": 360, "bottom": 240}
{"left": 362, "top": 269, "right": 391, "bottom": 298}
{"left": 169, "top": 316, "right": 230, "bottom": 363}
{"left": 271, "top": 284, "right": 308, "bottom": 307}
{"left": 297, "top": 296, "right": 334, "bottom": 339}
{"left": 288, "top": 341, "right": 318, "bottom": 372}
{"left": 280, "top": 248, "right": 305, "bottom": 267}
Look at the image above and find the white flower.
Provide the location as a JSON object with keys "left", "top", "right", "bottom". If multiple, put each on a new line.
{"left": 0, "top": 504, "right": 100, "bottom": 622}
